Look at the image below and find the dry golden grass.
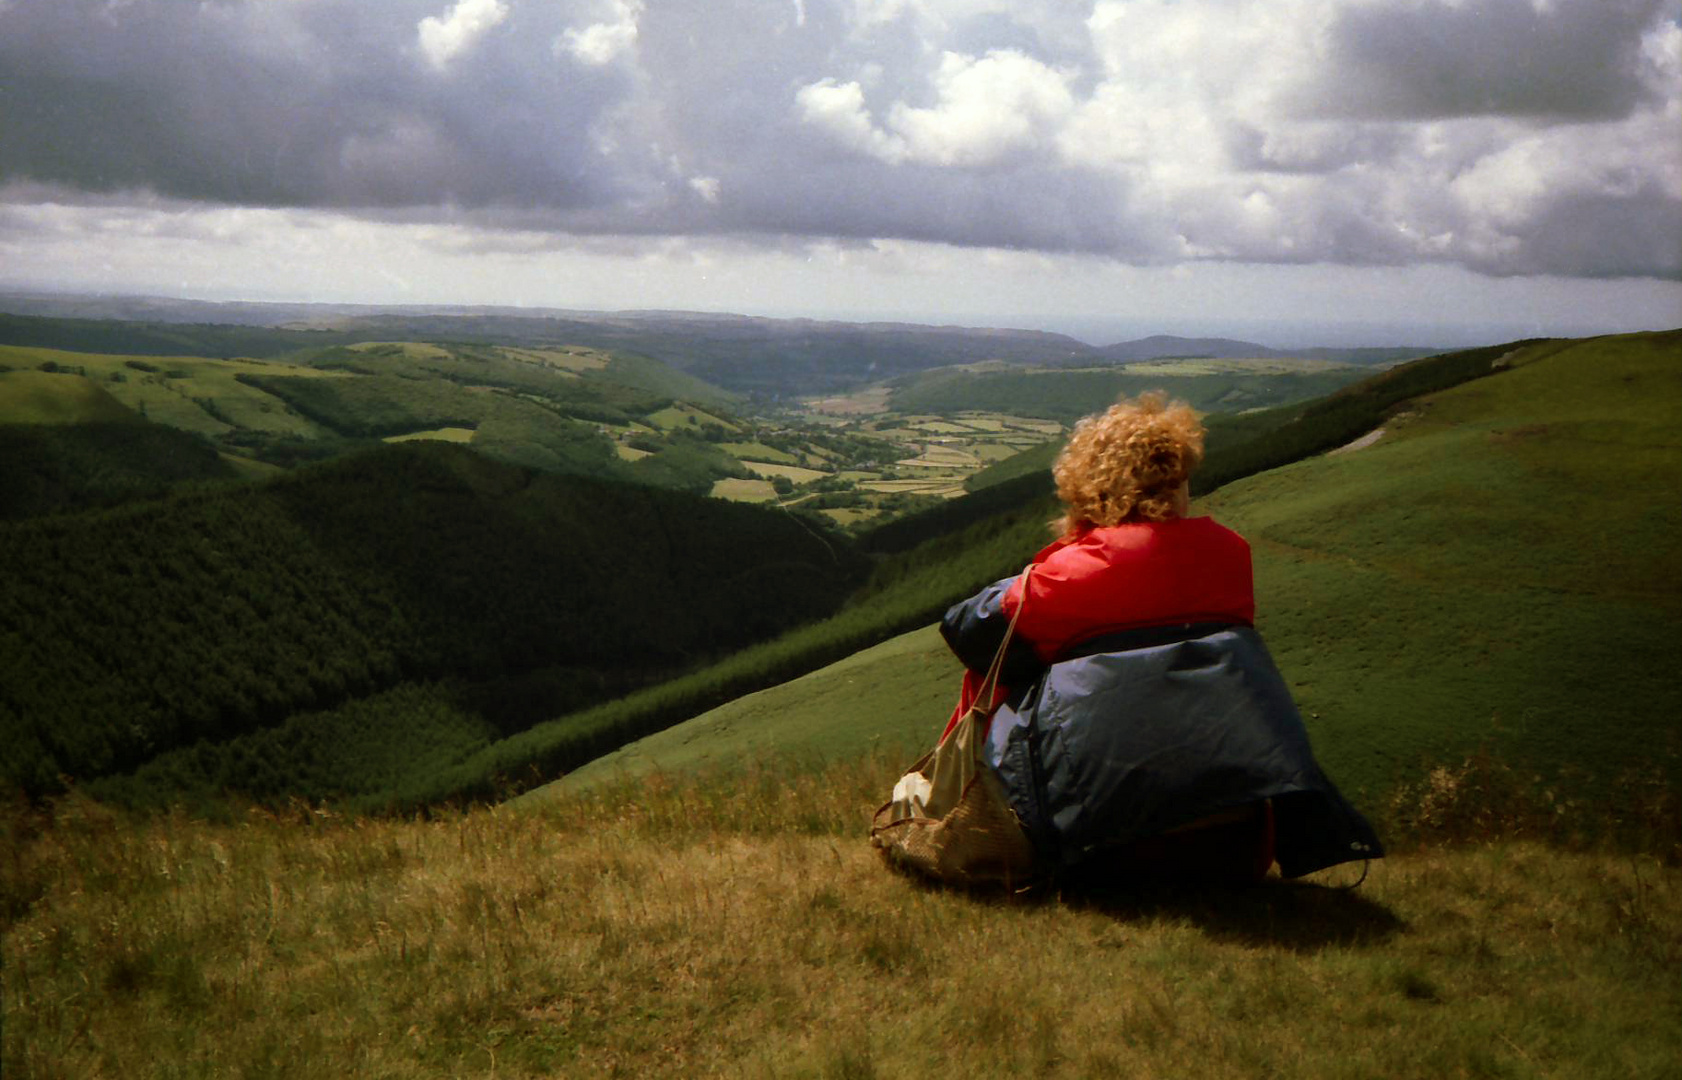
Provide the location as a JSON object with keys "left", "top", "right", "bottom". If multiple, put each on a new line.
{"left": 4, "top": 757, "right": 1680, "bottom": 1079}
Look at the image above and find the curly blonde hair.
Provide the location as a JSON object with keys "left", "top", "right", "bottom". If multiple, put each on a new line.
{"left": 1052, "top": 391, "right": 1205, "bottom": 538}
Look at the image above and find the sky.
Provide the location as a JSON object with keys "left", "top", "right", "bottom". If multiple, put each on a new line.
{"left": 1, "top": 0, "right": 1679, "bottom": 346}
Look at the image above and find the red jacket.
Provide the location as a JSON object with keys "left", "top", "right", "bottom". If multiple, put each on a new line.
{"left": 942, "top": 516, "right": 1255, "bottom": 737}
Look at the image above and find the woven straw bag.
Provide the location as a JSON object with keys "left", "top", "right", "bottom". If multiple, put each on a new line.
{"left": 869, "top": 568, "right": 1039, "bottom": 886}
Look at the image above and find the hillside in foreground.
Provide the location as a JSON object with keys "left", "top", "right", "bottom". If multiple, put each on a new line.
{"left": 4, "top": 763, "right": 1677, "bottom": 1079}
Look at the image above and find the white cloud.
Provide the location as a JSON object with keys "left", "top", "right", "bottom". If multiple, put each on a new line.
{"left": 795, "top": 78, "right": 910, "bottom": 162}
{"left": 689, "top": 175, "right": 722, "bottom": 203}
{"left": 559, "top": 0, "right": 643, "bottom": 66}
{"left": 888, "top": 50, "right": 1075, "bottom": 167}
{"left": 798, "top": 49, "right": 1074, "bottom": 167}
{"left": 418, "top": 0, "right": 508, "bottom": 70}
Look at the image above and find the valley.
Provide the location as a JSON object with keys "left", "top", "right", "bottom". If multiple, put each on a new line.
{"left": 1, "top": 311, "right": 1677, "bottom": 821}
{"left": 3, "top": 311, "right": 1679, "bottom": 1080}
{"left": 1, "top": 304, "right": 1385, "bottom": 529}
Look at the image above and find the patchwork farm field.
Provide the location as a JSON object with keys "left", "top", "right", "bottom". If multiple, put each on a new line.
{"left": 2, "top": 318, "right": 1394, "bottom": 532}
{"left": 0, "top": 343, "right": 341, "bottom": 438}
{"left": 1, "top": 336, "right": 1068, "bottom": 527}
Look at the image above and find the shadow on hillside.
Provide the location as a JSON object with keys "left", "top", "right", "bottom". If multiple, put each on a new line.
{"left": 886, "top": 858, "right": 1406, "bottom": 952}
{"left": 1055, "top": 872, "right": 1406, "bottom": 953}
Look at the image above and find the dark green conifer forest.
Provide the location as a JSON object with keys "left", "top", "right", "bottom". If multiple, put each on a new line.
{"left": 0, "top": 441, "right": 866, "bottom": 805}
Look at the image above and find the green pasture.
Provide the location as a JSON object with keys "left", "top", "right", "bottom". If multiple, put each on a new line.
{"left": 711, "top": 476, "right": 778, "bottom": 502}
{"left": 820, "top": 506, "right": 877, "bottom": 526}
{"left": 540, "top": 625, "right": 955, "bottom": 794}
{"left": 861, "top": 477, "right": 967, "bottom": 497}
{"left": 518, "top": 345, "right": 612, "bottom": 372}
{"left": 217, "top": 452, "right": 286, "bottom": 481}
{"left": 971, "top": 442, "right": 1026, "bottom": 463}
{"left": 1117, "top": 357, "right": 1357, "bottom": 376}
{"left": 720, "top": 440, "right": 798, "bottom": 463}
{"left": 495, "top": 344, "right": 612, "bottom": 374}
{"left": 899, "top": 446, "right": 982, "bottom": 467}
{"left": 345, "top": 341, "right": 455, "bottom": 362}
{"left": 0, "top": 369, "right": 133, "bottom": 424}
{"left": 742, "top": 461, "right": 829, "bottom": 483}
{"left": 646, "top": 402, "right": 741, "bottom": 432}
{"left": 890, "top": 364, "right": 1373, "bottom": 423}
{"left": 0, "top": 343, "right": 335, "bottom": 438}
{"left": 530, "top": 332, "right": 1682, "bottom": 811}
{"left": 382, "top": 426, "right": 476, "bottom": 444}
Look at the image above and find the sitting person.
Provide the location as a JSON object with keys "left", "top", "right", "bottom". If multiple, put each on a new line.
{"left": 939, "top": 392, "right": 1381, "bottom": 881}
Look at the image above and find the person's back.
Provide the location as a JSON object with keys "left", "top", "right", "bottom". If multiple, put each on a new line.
{"left": 925, "top": 392, "right": 1382, "bottom": 882}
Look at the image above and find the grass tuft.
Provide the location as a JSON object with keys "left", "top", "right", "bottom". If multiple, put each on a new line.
{"left": 7, "top": 754, "right": 1679, "bottom": 1078}
{"left": 1382, "top": 745, "right": 1682, "bottom": 862}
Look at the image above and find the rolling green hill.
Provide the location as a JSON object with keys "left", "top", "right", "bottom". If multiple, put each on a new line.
{"left": 887, "top": 362, "right": 1371, "bottom": 422}
{"left": 0, "top": 338, "right": 758, "bottom": 503}
{"left": 0, "top": 368, "right": 136, "bottom": 424}
{"left": 0, "top": 441, "right": 868, "bottom": 805}
{"left": 529, "top": 331, "right": 1682, "bottom": 817}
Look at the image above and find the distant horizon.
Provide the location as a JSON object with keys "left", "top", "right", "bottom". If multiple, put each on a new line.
{"left": 4, "top": 282, "right": 1672, "bottom": 354}
{"left": 4, "top": 2, "right": 1678, "bottom": 364}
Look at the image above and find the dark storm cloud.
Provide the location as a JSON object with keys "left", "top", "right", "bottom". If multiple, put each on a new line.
{"left": 1479, "top": 183, "right": 1682, "bottom": 279}
{"left": 0, "top": 0, "right": 630, "bottom": 209}
{"left": 1304, "top": 0, "right": 1669, "bottom": 121}
{"left": 1, "top": 0, "right": 1678, "bottom": 282}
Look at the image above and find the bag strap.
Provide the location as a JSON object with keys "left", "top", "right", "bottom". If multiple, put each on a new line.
{"left": 972, "top": 564, "right": 1034, "bottom": 713}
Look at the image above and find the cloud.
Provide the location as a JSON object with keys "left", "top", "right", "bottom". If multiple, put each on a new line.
{"left": 1302, "top": 0, "right": 1670, "bottom": 121}
{"left": 888, "top": 49, "right": 1075, "bottom": 167}
{"left": 796, "top": 78, "right": 909, "bottom": 162}
{"left": 418, "top": 0, "right": 508, "bottom": 69}
{"left": 688, "top": 175, "right": 722, "bottom": 204}
{"left": 797, "top": 49, "right": 1078, "bottom": 167}
{"left": 558, "top": 0, "right": 642, "bottom": 66}
{"left": 0, "top": 0, "right": 1676, "bottom": 283}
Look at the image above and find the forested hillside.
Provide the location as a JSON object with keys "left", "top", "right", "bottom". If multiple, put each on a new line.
{"left": 0, "top": 421, "right": 240, "bottom": 521}
{"left": 0, "top": 311, "right": 359, "bottom": 359}
{"left": 0, "top": 441, "right": 867, "bottom": 801}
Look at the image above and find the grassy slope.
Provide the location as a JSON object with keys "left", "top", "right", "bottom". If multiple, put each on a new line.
{"left": 1216, "top": 331, "right": 1681, "bottom": 797}
{"left": 0, "top": 343, "right": 339, "bottom": 437}
{"left": 547, "top": 626, "right": 958, "bottom": 789}
{"left": 532, "top": 332, "right": 1682, "bottom": 807}
{"left": 5, "top": 770, "right": 1677, "bottom": 1079}
{"left": 0, "top": 369, "right": 136, "bottom": 424}
{"left": 889, "top": 364, "right": 1370, "bottom": 422}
